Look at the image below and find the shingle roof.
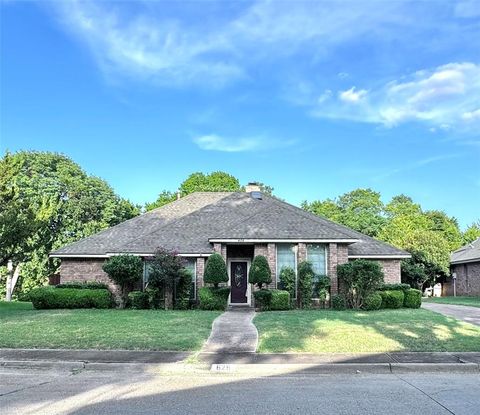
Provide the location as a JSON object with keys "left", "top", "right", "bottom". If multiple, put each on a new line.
{"left": 451, "top": 238, "right": 480, "bottom": 264}
{"left": 50, "top": 191, "right": 409, "bottom": 258}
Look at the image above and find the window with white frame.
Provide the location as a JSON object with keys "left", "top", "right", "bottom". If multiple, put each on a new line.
{"left": 276, "top": 244, "right": 297, "bottom": 297}
{"left": 307, "top": 244, "right": 327, "bottom": 298}
{"left": 184, "top": 258, "right": 197, "bottom": 300}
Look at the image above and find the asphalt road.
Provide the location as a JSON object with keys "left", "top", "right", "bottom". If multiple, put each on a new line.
{"left": 1, "top": 366, "right": 479, "bottom": 415}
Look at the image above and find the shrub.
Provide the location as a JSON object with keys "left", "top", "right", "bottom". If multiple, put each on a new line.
{"left": 363, "top": 292, "right": 383, "bottom": 311}
{"left": 147, "top": 248, "right": 187, "bottom": 309}
{"left": 248, "top": 255, "right": 272, "bottom": 289}
{"left": 29, "top": 287, "right": 113, "bottom": 309}
{"left": 145, "top": 287, "right": 163, "bottom": 309}
{"left": 102, "top": 255, "right": 143, "bottom": 308}
{"left": 404, "top": 288, "right": 422, "bottom": 308}
{"left": 337, "top": 259, "right": 384, "bottom": 309}
{"left": 377, "top": 283, "right": 410, "bottom": 293}
{"left": 279, "top": 266, "right": 296, "bottom": 304}
{"left": 314, "top": 275, "right": 331, "bottom": 301}
{"left": 198, "top": 287, "right": 230, "bottom": 310}
{"left": 56, "top": 281, "right": 109, "bottom": 290}
{"left": 379, "top": 290, "right": 404, "bottom": 309}
{"left": 128, "top": 291, "right": 149, "bottom": 309}
{"left": 174, "top": 268, "right": 192, "bottom": 310}
{"left": 203, "top": 253, "right": 228, "bottom": 288}
{"left": 270, "top": 290, "right": 290, "bottom": 310}
{"left": 297, "top": 261, "right": 314, "bottom": 309}
{"left": 331, "top": 294, "right": 347, "bottom": 310}
{"left": 254, "top": 289, "right": 273, "bottom": 311}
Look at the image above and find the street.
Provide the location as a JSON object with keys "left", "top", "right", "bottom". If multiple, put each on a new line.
{"left": 1, "top": 366, "right": 479, "bottom": 415}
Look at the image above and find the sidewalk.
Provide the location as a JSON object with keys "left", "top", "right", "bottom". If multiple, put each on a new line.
{"left": 201, "top": 308, "right": 258, "bottom": 353}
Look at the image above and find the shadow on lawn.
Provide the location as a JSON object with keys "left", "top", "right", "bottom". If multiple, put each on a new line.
{"left": 257, "top": 309, "right": 480, "bottom": 353}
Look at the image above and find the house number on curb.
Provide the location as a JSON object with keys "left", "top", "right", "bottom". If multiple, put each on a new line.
{"left": 211, "top": 364, "right": 236, "bottom": 373}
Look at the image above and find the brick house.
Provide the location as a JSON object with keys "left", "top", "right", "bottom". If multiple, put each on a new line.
{"left": 443, "top": 238, "right": 480, "bottom": 296}
{"left": 50, "top": 185, "right": 410, "bottom": 305}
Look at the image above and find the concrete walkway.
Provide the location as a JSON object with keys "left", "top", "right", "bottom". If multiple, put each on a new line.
{"left": 201, "top": 308, "right": 258, "bottom": 353}
{"left": 422, "top": 302, "right": 480, "bottom": 326}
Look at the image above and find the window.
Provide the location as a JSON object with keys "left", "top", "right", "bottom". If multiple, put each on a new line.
{"left": 144, "top": 258, "right": 196, "bottom": 300}
{"left": 307, "top": 244, "right": 327, "bottom": 298}
{"left": 184, "top": 258, "right": 197, "bottom": 300}
{"left": 276, "top": 244, "right": 297, "bottom": 296}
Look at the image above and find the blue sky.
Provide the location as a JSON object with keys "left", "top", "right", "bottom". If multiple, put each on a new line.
{"left": 1, "top": 0, "right": 479, "bottom": 228}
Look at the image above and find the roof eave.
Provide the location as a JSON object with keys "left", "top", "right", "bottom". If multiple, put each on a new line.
{"left": 348, "top": 254, "right": 411, "bottom": 259}
{"left": 209, "top": 238, "right": 359, "bottom": 244}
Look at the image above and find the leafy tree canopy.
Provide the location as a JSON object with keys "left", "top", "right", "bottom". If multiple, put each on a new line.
{"left": 0, "top": 151, "right": 139, "bottom": 291}
{"left": 146, "top": 171, "right": 273, "bottom": 211}
{"left": 462, "top": 221, "right": 480, "bottom": 244}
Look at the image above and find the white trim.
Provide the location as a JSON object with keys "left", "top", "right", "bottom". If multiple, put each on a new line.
{"left": 348, "top": 255, "right": 410, "bottom": 259}
{"left": 451, "top": 259, "right": 480, "bottom": 265}
{"left": 51, "top": 252, "right": 213, "bottom": 259}
{"left": 209, "top": 238, "right": 359, "bottom": 244}
{"left": 49, "top": 254, "right": 108, "bottom": 258}
{"left": 227, "top": 258, "right": 251, "bottom": 306}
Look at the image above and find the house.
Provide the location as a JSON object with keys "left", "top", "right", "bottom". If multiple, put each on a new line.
{"left": 50, "top": 184, "right": 410, "bottom": 305}
{"left": 443, "top": 238, "right": 480, "bottom": 296}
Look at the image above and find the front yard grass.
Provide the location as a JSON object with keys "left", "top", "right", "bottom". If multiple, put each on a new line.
{"left": 423, "top": 296, "right": 480, "bottom": 308}
{"left": 0, "top": 301, "right": 220, "bottom": 351}
{"left": 255, "top": 309, "right": 480, "bottom": 353}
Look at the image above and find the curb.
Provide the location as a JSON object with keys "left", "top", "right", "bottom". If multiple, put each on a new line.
{"left": 1, "top": 359, "right": 478, "bottom": 374}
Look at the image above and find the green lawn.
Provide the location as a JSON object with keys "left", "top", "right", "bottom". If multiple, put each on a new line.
{"left": 0, "top": 302, "right": 220, "bottom": 351}
{"left": 423, "top": 296, "right": 480, "bottom": 308}
{"left": 255, "top": 309, "right": 480, "bottom": 353}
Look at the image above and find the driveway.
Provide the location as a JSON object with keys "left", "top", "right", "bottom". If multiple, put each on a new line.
{"left": 422, "top": 302, "right": 480, "bottom": 326}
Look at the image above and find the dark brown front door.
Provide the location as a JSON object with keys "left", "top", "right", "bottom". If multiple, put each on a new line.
{"left": 230, "top": 261, "right": 248, "bottom": 303}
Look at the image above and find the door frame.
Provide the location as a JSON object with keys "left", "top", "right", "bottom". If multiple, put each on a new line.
{"left": 227, "top": 258, "right": 251, "bottom": 306}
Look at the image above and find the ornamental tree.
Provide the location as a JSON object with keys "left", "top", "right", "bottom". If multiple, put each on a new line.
{"left": 204, "top": 253, "right": 228, "bottom": 288}
{"left": 248, "top": 255, "right": 271, "bottom": 289}
{"left": 102, "top": 254, "right": 143, "bottom": 308}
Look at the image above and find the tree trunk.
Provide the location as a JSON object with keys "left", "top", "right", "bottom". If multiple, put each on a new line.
{"left": 165, "top": 287, "right": 173, "bottom": 310}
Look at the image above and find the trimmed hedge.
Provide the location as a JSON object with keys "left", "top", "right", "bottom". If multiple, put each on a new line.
{"left": 377, "top": 283, "right": 410, "bottom": 293}
{"left": 198, "top": 287, "right": 230, "bottom": 310}
{"left": 379, "top": 290, "right": 404, "bottom": 309}
{"left": 29, "top": 287, "right": 113, "bottom": 309}
{"left": 404, "top": 288, "right": 422, "bottom": 309}
{"left": 270, "top": 290, "right": 290, "bottom": 310}
{"left": 254, "top": 289, "right": 273, "bottom": 311}
{"left": 55, "top": 281, "right": 109, "bottom": 290}
{"left": 331, "top": 294, "right": 347, "bottom": 310}
{"left": 128, "top": 291, "right": 149, "bottom": 309}
{"left": 363, "top": 292, "right": 382, "bottom": 311}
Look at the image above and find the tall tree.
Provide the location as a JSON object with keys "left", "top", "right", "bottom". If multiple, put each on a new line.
{"left": 0, "top": 151, "right": 139, "bottom": 292}
{"left": 462, "top": 221, "right": 480, "bottom": 244}
{"left": 146, "top": 171, "right": 273, "bottom": 211}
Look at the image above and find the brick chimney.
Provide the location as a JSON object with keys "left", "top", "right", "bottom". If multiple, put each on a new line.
{"left": 245, "top": 182, "right": 261, "bottom": 193}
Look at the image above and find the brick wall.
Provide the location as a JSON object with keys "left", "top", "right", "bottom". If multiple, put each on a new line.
{"left": 327, "top": 243, "right": 349, "bottom": 294}
{"left": 213, "top": 243, "right": 227, "bottom": 261}
{"left": 196, "top": 257, "right": 205, "bottom": 289}
{"left": 297, "top": 243, "right": 307, "bottom": 263}
{"left": 444, "top": 262, "right": 480, "bottom": 296}
{"left": 252, "top": 244, "right": 276, "bottom": 289}
{"left": 59, "top": 258, "right": 120, "bottom": 296}
{"left": 376, "top": 259, "right": 402, "bottom": 284}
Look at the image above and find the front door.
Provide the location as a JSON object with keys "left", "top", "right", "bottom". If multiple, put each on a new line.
{"left": 230, "top": 261, "right": 248, "bottom": 303}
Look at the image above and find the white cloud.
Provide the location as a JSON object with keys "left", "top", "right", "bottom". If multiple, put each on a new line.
{"left": 47, "top": 0, "right": 420, "bottom": 86}
{"left": 312, "top": 62, "right": 480, "bottom": 131}
{"left": 193, "top": 134, "right": 295, "bottom": 152}
{"left": 339, "top": 87, "right": 368, "bottom": 103}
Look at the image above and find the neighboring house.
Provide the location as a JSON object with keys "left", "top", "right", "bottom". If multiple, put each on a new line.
{"left": 50, "top": 184, "right": 410, "bottom": 305}
{"left": 444, "top": 238, "right": 480, "bottom": 296}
